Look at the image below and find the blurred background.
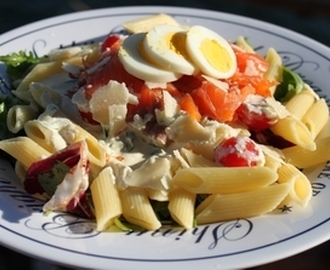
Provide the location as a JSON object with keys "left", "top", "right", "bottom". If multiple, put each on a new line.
{"left": 0, "top": 0, "right": 330, "bottom": 269}
{"left": 0, "top": 0, "right": 330, "bottom": 46}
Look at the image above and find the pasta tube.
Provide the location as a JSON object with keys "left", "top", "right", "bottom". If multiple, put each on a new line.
{"left": 16, "top": 61, "right": 64, "bottom": 91}
{"left": 195, "top": 183, "right": 290, "bottom": 224}
{"left": 172, "top": 167, "right": 278, "bottom": 194}
{"left": 282, "top": 135, "right": 330, "bottom": 168}
{"left": 168, "top": 187, "right": 196, "bottom": 229}
{"left": 0, "top": 137, "right": 51, "bottom": 168}
{"left": 90, "top": 167, "right": 122, "bottom": 231}
{"left": 180, "top": 148, "right": 218, "bottom": 167}
{"left": 24, "top": 120, "right": 67, "bottom": 153}
{"left": 277, "top": 163, "right": 312, "bottom": 207}
{"left": 301, "top": 98, "right": 329, "bottom": 139}
{"left": 284, "top": 90, "right": 315, "bottom": 119}
{"left": 264, "top": 47, "right": 282, "bottom": 94}
{"left": 7, "top": 104, "right": 39, "bottom": 133}
{"left": 270, "top": 115, "right": 315, "bottom": 150}
{"left": 235, "top": 36, "right": 255, "bottom": 53}
{"left": 119, "top": 187, "right": 161, "bottom": 230}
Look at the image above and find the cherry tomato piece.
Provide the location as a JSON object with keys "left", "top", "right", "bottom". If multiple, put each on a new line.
{"left": 236, "top": 103, "right": 275, "bottom": 131}
{"left": 236, "top": 96, "right": 279, "bottom": 132}
{"left": 214, "top": 136, "right": 263, "bottom": 167}
{"left": 101, "top": 34, "right": 120, "bottom": 52}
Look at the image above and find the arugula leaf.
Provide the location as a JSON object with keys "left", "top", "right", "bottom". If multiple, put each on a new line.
{"left": 274, "top": 66, "right": 304, "bottom": 103}
{"left": 0, "top": 50, "right": 46, "bottom": 81}
{"left": 114, "top": 218, "right": 134, "bottom": 232}
{"left": 0, "top": 50, "right": 42, "bottom": 142}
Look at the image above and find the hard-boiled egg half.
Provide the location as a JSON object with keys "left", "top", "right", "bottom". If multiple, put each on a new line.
{"left": 143, "top": 24, "right": 198, "bottom": 75}
{"left": 118, "top": 32, "right": 182, "bottom": 83}
{"left": 117, "top": 24, "right": 237, "bottom": 83}
{"left": 186, "top": 25, "right": 237, "bottom": 79}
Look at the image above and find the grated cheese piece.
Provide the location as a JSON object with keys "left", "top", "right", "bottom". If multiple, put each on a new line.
{"left": 122, "top": 13, "right": 180, "bottom": 34}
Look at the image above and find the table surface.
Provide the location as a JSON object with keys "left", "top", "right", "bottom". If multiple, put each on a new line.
{"left": 0, "top": 1, "right": 330, "bottom": 269}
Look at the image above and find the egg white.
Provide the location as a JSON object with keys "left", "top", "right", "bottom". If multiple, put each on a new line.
{"left": 118, "top": 33, "right": 181, "bottom": 83}
{"left": 143, "top": 24, "right": 198, "bottom": 75}
{"left": 186, "top": 25, "right": 237, "bottom": 79}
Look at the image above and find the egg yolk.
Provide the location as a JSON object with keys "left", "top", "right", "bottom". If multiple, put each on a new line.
{"left": 200, "top": 39, "right": 232, "bottom": 72}
{"left": 165, "top": 32, "right": 190, "bottom": 60}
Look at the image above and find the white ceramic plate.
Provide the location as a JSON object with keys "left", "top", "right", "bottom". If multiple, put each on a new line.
{"left": 1, "top": 6, "right": 330, "bottom": 270}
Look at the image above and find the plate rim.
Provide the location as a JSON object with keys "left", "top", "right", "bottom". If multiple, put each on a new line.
{"left": 0, "top": 5, "right": 329, "bottom": 52}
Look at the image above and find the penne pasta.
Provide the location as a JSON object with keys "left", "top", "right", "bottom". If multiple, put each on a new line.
{"left": 119, "top": 187, "right": 161, "bottom": 230}
{"left": 24, "top": 115, "right": 106, "bottom": 178}
{"left": 302, "top": 118, "right": 330, "bottom": 178}
{"left": 16, "top": 61, "right": 64, "bottom": 91}
{"left": 264, "top": 154, "right": 283, "bottom": 172}
{"left": 282, "top": 135, "right": 330, "bottom": 168}
{"left": 90, "top": 167, "right": 122, "bottom": 231}
{"left": 65, "top": 122, "right": 108, "bottom": 169}
{"left": 180, "top": 148, "right": 218, "bottom": 167}
{"left": 24, "top": 119, "right": 67, "bottom": 153}
{"left": 270, "top": 115, "right": 316, "bottom": 150}
{"left": 195, "top": 183, "right": 290, "bottom": 224}
{"left": 0, "top": 137, "right": 51, "bottom": 168}
{"left": 316, "top": 117, "right": 330, "bottom": 139}
{"left": 29, "top": 82, "right": 62, "bottom": 109}
{"left": 261, "top": 144, "right": 285, "bottom": 171}
{"left": 264, "top": 47, "right": 282, "bottom": 94}
{"left": 301, "top": 98, "right": 329, "bottom": 139}
{"left": 277, "top": 163, "right": 312, "bottom": 207}
{"left": 7, "top": 104, "right": 40, "bottom": 133}
{"left": 168, "top": 186, "right": 196, "bottom": 229}
{"left": 16, "top": 57, "right": 83, "bottom": 91}
{"left": 14, "top": 161, "right": 27, "bottom": 184}
{"left": 146, "top": 188, "right": 169, "bottom": 201}
{"left": 172, "top": 167, "right": 278, "bottom": 194}
{"left": 235, "top": 36, "right": 255, "bottom": 53}
{"left": 284, "top": 90, "right": 315, "bottom": 119}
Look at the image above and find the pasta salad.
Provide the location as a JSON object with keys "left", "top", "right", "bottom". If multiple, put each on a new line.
{"left": 0, "top": 13, "right": 329, "bottom": 232}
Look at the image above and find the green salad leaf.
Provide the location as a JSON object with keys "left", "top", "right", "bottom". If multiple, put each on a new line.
{"left": 0, "top": 50, "right": 43, "bottom": 141}
{"left": 114, "top": 218, "right": 134, "bottom": 232}
{"left": 0, "top": 50, "right": 46, "bottom": 81}
{"left": 274, "top": 66, "right": 304, "bottom": 103}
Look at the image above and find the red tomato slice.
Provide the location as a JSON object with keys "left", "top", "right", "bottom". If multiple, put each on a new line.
{"left": 101, "top": 34, "right": 121, "bottom": 52}
{"left": 236, "top": 100, "right": 279, "bottom": 131}
{"left": 214, "top": 136, "right": 262, "bottom": 167}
